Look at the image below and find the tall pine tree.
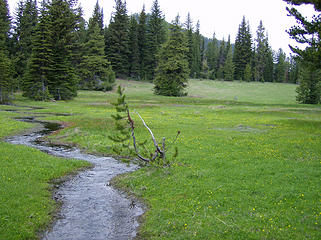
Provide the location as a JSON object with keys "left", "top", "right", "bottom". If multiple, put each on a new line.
{"left": 0, "top": 0, "right": 13, "bottom": 103}
{"left": 233, "top": 16, "right": 253, "bottom": 80}
{"left": 154, "top": 15, "right": 189, "bottom": 96}
{"left": 105, "top": 0, "right": 129, "bottom": 77}
{"left": 12, "top": 0, "right": 38, "bottom": 81}
{"left": 137, "top": 5, "right": 148, "bottom": 80}
{"left": 284, "top": 0, "right": 320, "bottom": 103}
{"left": 128, "top": 15, "right": 139, "bottom": 78}
{"left": 145, "top": 0, "right": 166, "bottom": 80}
{"left": 254, "top": 20, "right": 269, "bottom": 82}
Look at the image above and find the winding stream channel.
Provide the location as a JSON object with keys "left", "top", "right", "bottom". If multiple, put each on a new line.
{"left": 5, "top": 115, "right": 144, "bottom": 240}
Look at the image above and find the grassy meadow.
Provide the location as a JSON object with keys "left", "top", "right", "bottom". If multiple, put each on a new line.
{"left": 1, "top": 79, "right": 320, "bottom": 239}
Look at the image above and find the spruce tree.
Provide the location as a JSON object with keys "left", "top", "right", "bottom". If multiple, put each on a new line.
{"left": 284, "top": 0, "right": 320, "bottom": 103}
{"left": 191, "top": 20, "right": 202, "bottom": 78}
{"left": 128, "top": 16, "right": 139, "bottom": 78}
{"left": 206, "top": 33, "right": 219, "bottom": 79}
{"left": 23, "top": 0, "right": 53, "bottom": 100}
{"left": 12, "top": 0, "right": 38, "bottom": 80}
{"left": 137, "top": 5, "right": 148, "bottom": 80}
{"left": 47, "top": 0, "right": 78, "bottom": 100}
{"left": 263, "top": 45, "right": 274, "bottom": 82}
{"left": 79, "top": 24, "right": 115, "bottom": 91}
{"left": 154, "top": 15, "right": 189, "bottom": 96}
{"left": 145, "top": 0, "right": 166, "bottom": 80}
{"left": 233, "top": 16, "right": 253, "bottom": 80}
{"left": 223, "top": 47, "right": 234, "bottom": 81}
{"left": 243, "top": 63, "right": 252, "bottom": 82}
{"left": 88, "top": 0, "right": 104, "bottom": 36}
{"left": 184, "top": 13, "right": 194, "bottom": 77}
{"left": 23, "top": 0, "right": 79, "bottom": 100}
{"left": 217, "top": 38, "right": 226, "bottom": 73}
{"left": 296, "top": 64, "right": 321, "bottom": 104}
{"left": 254, "top": 20, "right": 269, "bottom": 82}
{"left": 0, "top": 0, "right": 13, "bottom": 103}
{"left": 275, "top": 48, "right": 287, "bottom": 83}
{"left": 105, "top": 0, "right": 129, "bottom": 77}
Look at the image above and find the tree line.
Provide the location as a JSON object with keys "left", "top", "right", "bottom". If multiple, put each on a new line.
{"left": 0, "top": 0, "right": 319, "bottom": 103}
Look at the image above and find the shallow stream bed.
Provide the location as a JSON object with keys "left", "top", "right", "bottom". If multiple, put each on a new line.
{"left": 6, "top": 116, "right": 144, "bottom": 240}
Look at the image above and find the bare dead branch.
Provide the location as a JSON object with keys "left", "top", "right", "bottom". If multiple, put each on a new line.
{"left": 134, "top": 111, "right": 163, "bottom": 154}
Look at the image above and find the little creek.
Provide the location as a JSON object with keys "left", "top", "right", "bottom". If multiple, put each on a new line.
{"left": 5, "top": 113, "right": 144, "bottom": 240}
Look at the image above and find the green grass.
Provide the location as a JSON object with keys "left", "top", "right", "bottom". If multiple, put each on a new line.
{"left": 1, "top": 79, "right": 320, "bottom": 239}
{"left": 0, "top": 110, "right": 90, "bottom": 239}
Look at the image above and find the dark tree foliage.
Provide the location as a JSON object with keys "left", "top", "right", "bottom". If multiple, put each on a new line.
{"left": 128, "top": 16, "right": 139, "bottom": 78}
{"left": 154, "top": 15, "right": 189, "bottom": 96}
{"left": 137, "top": 5, "right": 148, "bottom": 80}
{"left": 191, "top": 20, "right": 202, "bottom": 78}
{"left": 79, "top": 24, "right": 115, "bottom": 91}
{"left": 0, "top": 0, "right": 13, "bottom": 103}
{"left": 254, "top": 20, "right": 269, "bottom": 82}
{"left": 12, "top": 0, "right": 38, "bottom": 81}
{"left": 284, "top": 0, "right": 321, "bottom": 11}
{"left": 284, "top": 0, "right": 320, "bottom": 103}
{"left": 23, "top": 1, "right": 52, "bottom": 100}
{"left": 23, "top": 0, "right": 79, "bottom": 100}
{"left": 184, "top": 13, "right": 194, "bottom": 77}
{"left": 296, "top": 64, "right": 321, "bottom": 103}
{"left": 145, "top": 0, "right": 166, "bottom": 80}
{"left": 223, "top": 46, "right": 234, "bottom": 81}
{"left": 0, "top": 0, "right": 10, "bottom": 49}
{"left": 88, "top": 0, "right": 104, "bottom": 35}
{"left": 233, "top": 16, "right": 253, "bottom": 80}
{"left": 105, "top": 0, "right": 129, "bottom": 77}
{"left": 206, "top": 33, "right": 219, "bottom": 79}
{"left": 275, "top": 48, "right": 287, "bottom": 83}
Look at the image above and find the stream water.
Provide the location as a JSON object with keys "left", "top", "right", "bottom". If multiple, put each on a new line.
{"left": 6, "top": 116, "right": 144, "bottom": 240}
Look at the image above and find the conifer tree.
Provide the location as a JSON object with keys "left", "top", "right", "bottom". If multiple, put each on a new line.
{"left": 243, "top": 63, "right": 252, "bottom": 82}
{"left": 184, "top": 13, "right": 194, "bottom": 77}
{"left": 88, "top": 0, "right": 104, "bottom": 36}
{"left": 0, "top": 0, "right": 13, "bottom": 103}
{"left": 217, "top": 38, "right": 226, "bottom": 72}
{"left": 206, "top": 33, "right": 219, "bottom": 79}
{"left": 128, "top": 16, "right": 139, "bottom": 78}
{"left": 23, "top": 0, "right": 53, "bottom": 100}
{"left": 105, "top": 0, "right": 129, "bottom": 77}
{"left": 223, "top": 47, "right": 234, "bottom": 81}
{"left": 154, "top": 15, "right": 189, "bottom": 96}
{"left": 46, "top": 0, "right": 78, "bottom": 100}
{"left": 137, "top": 5, "right": 148, "bottom": 79}
{"left": 191, "top": 20, "right": 202, "bottom": 78}
{"left": 79, "top": 24, "right": 115, "bottom": 91}
{"left": 23, "top": 0, "right": 79, "bottom": 100}
{"left": 296, "top": 64, "right": 321, "bottom": 104}
{"left": 12, "top": 0, "right": 38, "bottom": 80}
{"left": 284, "top": 0, "right": 320, "bottom": 103}
{"left": 275, "top": 48, "right": 287, "bottom": 83}
{"left": 263, "top": 45, "right": 274, "bottom": 82}
{"left": 254, "top": 20, "right": 269, "bottom": 82}
{"left": 233, "top": 16, "right": 253, "bottom": 80}
{"left": 145, "top": 0, "right": 166, "bottom": 80}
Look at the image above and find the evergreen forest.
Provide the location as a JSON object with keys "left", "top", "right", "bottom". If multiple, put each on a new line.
{"left": 0, "top": 0, "right": 320, "bottom": 103}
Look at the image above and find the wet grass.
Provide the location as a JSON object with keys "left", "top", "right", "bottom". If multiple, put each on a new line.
{"left": 1, "top": 79, "right": 320, "bottom": 239}
{"left": 0, "top": 111, "right": 90, "bottom": 239}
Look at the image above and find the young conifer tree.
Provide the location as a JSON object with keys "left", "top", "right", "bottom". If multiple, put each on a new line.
{"left": 154, "top": 15, "right": 189, "bottom": 96}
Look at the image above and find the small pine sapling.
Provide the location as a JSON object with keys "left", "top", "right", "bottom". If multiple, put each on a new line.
{"left": 108, "top": 86, "right": 133, "bottom": 157}
{"left": 109, "top": 86, "right": 180, "bottom": 167}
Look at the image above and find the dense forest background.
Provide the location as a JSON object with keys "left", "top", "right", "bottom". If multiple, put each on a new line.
{"left": 0, "top": 0, "right": 319, "bottom": 103}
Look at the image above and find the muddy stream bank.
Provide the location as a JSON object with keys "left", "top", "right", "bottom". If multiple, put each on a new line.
{"left": 5, "top": 115, "right": 144, "bottom": 240}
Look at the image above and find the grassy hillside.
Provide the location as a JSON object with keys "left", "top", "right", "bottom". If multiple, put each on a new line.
{"left": 1, "top": 79, "right": 320, "bottom": 239}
